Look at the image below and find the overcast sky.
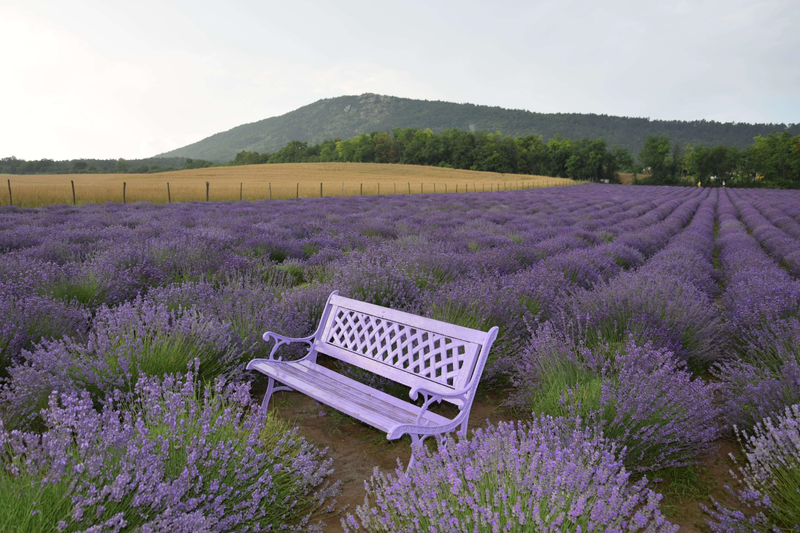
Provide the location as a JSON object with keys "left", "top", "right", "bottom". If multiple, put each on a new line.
{"left": 2, "top": 0, "right": 799, "bottom": 161}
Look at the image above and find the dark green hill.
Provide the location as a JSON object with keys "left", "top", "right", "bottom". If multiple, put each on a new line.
{"left": 157, "top": 94, "right": 800, "bottom": 162}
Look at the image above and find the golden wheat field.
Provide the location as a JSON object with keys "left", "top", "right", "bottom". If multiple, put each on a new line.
{"left": 1, "top": 163, "right": 575, "bottom": 207}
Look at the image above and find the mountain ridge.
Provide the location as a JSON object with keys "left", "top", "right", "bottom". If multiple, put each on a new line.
{"left": 157, "top": 93, "right": 799, "bottom": 162}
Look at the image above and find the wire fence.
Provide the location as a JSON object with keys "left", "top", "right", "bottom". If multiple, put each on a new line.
{"left": 2, "top": 178, "right": 577, "bottom": 208}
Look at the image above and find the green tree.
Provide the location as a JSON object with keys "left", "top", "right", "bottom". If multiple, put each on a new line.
{"left": 268, "top": 141, "right": 310, "bottom": 164}
{"left": 546, "top": 135, "right": 575, "bottom": 177}
{"left": 749, "top": 132, "right": 800, "bottom": 188}
{"left": 638, "top": 135, "right": 671, "bottom": 182}
{"left": 670, "top": 142, "right": 686, "bottom": 180}
{"left": 611, "top": 147, "right": 634, "bottom": 173}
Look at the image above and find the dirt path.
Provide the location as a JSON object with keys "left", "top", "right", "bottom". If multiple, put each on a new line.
{"left": 270, "top": 389, "right": 517, "bottom": 532}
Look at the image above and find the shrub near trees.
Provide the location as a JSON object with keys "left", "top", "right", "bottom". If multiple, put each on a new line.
{"left": 636, "top": 131, "right": 800, "bottom": 188}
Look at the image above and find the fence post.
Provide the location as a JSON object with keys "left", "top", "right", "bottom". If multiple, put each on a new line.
{"left": 240, "top": 182, "right": 243, "bottom": 201}
{"left": 394, "top": 183, "right": 396, "bottom": 194}
{"left": 342, "top": 182, "right": 344, "bottom": 197}
{"left": 296, "top": 183, "right": 299, "bottom": 199}
{"left": 123, "top": 182, "right": 126, "bottom": 204}
{"left": 167, "top": 182, "right": 171, "bottom": 203}
{"left": 420, "top": 183, "right": 423, "bottom": 194}
{"left": 378, "top": 183, "right": 380, "bottom": 195}
{"left": 7, "top": 179, "right": 11, "bottom": 206}
{"left": 434, "top": 183, "right": 436, "bottom": 193}
{"left": 360, "top": 183, "right": 363, "bottom": 195}
{"left": 320, "top": 182, "right": 323, "bottom": 198}
{"left": 206, "top": 182, "right": 209, "bottom": 201}
{"left": 407, "top": 182, "right": 410, "bottom": 194}
{"left": 71, "top": 180, "right": 76, "bottom": 205}
{"left": 269, "top": 182, "right": 272, "bottom": 200}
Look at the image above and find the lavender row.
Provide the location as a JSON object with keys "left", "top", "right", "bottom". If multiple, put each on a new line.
{"left": 553, "top": 187, "right": 720, "bottom": 366}
{"left": 737, "top": 188, "right": 800, "bottom": 227}
{"left": 738, "top": 188, "right": 800, "bottom": 240}
{"left": 0, "top": 186, "right": 710, "bottom": 530}
{"left": 711, "top": 188, "right": 800, "bottom": 433}
{"left": 508, "top": 187, "right": 723, "bottom": 476}
{"left": 8, "top": 184, "right": 790, "bottom": 531}
{"left": 0, "top": 186, "right": 699, "bottom": 386}
{"left": 726, "top": 188, "right": 800, "bottom": 277}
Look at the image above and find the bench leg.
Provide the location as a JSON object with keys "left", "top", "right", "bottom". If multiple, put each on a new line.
{"left": 407, "top": 425, "right": 468, "bottom": 472}
{"left": 407, "top": 433, "right": 437, "bottom": 472}
{"left": 407, "top": 434, "right": 423, "bottom": 471}
{"left": 260, "top": 377, "right": 294, "bottom": 414}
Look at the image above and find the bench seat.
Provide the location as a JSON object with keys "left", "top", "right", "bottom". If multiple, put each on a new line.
{"left": 248, "top": 359, "right": 452, "bottom": 435}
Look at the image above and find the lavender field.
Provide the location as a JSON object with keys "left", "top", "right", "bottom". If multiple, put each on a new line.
{"left": 1, "top": 184, "right": 799, "bottom": 532}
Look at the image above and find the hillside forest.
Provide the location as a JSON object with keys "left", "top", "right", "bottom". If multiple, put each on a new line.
{"left": 154, "top": 93, "right": 800, "bottom": 160}
{"left": 2, "top": 128, "right": 799, "bottom": 188}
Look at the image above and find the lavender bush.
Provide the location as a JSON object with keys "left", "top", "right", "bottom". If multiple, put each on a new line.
{"left": 561, "top": 269, "right": 724, "bottom": 367}
{"left": 0, "top": 365, "right": 339, "bottom": 532}
{"left": 1, "top": 297, "right": 242, "bottom": 428}
{"left": 514, "top": 330, "right": 719, "bottom": 472}
{"left": 713, "top": 357, "right": 800, "bottom": 433}
{"left": 342, "top": 416, "right": 678, "bottom": 533}
{"left": 704, "top": 403, "right": 800, "bottom": 532}
{"left": 0, "top": 291, "right": 90, "bottom": 376}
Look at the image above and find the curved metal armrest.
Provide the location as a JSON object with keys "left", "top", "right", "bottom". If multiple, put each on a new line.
{"left": 408, "top": 386, "right": 473, "bottom": 426}
{"left": 261, "top": 331, "right": 316, "bottom": 361}
{"left": 409, "top": 385, "right": 471, "bottom": 404}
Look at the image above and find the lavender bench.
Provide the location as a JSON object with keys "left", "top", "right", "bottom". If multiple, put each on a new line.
{"left": 246, "top": 291, "right": 498, "bottom": 469}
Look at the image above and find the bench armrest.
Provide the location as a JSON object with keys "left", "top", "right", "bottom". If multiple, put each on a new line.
{"left": 409, "top": 385, "right": 470, "bottom": 404}
{"left": 405, "top": 385, "right": 477, "bottom": 429}
{"left": 387, "top": 390, "right": 472, "bottom": 440}
{"left": 261, "top": 331, "right": 316, "bottom": 361}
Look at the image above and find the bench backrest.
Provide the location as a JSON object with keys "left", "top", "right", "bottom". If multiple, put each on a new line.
{"left": 312, "top": 292, "right": 496, "bottom": 407}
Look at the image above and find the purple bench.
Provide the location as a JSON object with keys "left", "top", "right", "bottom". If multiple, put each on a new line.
{"left": 246, "top": 291, "right": 499, "bottom": 469}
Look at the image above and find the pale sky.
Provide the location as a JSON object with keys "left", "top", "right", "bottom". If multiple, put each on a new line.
{"left": 2, "top": 0, "right": 799, "bottom": 161}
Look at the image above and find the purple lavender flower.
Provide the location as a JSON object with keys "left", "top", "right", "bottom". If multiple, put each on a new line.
{"left": 0, "top": 365, "right": 340, "bottom": 532}
{"left": 342, "top": 415, "right": 678, "bottom": 532}
{"left": 1, "top": 297, "right": 242, "bottom": 428}
{"left": 513, "top": 329, "right": 719, "bottom": 472}
{"left": 561, "top": 269, "right": 725, "bottom": 367}
{"left": 703, "top": 403, "right": 800, "bottom": 532}
{"left": 0, "top": 291, "right": 90, "bottom": 375}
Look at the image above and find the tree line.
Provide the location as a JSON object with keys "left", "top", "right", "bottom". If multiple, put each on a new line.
{"left": 636, "top": 131, "right": 800, "bottom": 188}
{"left": 0, "top": 156, "right": 192, "bottom": 175}
{"left": 3, "top": 128, "right": 798, "bottom": 188}
{"left": 232, "top": 128, "right": 632, "bottom": 183}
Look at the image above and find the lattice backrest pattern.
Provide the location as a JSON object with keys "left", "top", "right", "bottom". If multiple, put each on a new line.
{"left": 324, "top": 306, "right": 480, "bottom": 389}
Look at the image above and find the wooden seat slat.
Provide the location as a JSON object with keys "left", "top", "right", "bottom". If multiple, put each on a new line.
{"left": 248, "top": 360, "right": 450, "bottom": 433}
